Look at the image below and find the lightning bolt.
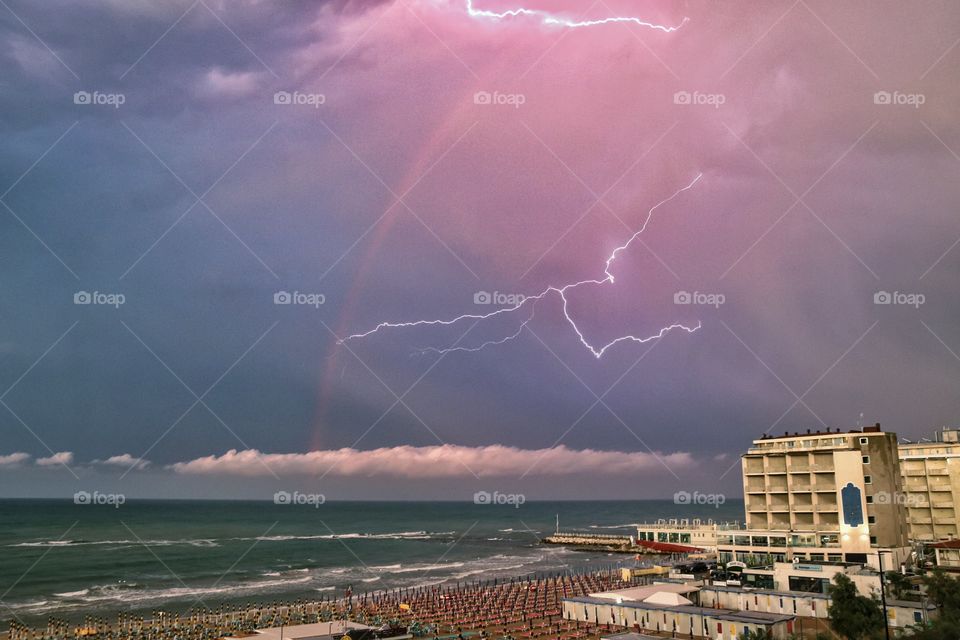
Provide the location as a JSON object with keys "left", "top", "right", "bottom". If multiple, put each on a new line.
{"left": 463, "top": 0, "right": 689, "bottom": 32}
{"left": 342, "top": 173, "right": 704, "bottom": 358}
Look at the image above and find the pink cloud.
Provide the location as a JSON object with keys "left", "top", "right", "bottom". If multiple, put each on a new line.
{"left": 0, "top": 452, "right": 30, "bottom": 468}
{"left": 94, "top": 453, "right": 151, "bottom": 471}
{"left": 169, "top": 444, "right": 694, "bottom": 478}
{"left": 35, "top": 451, "right": 74, "bottom": 467}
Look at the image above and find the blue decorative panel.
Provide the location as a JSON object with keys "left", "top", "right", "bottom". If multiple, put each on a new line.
{"left": 841, "top": 482, "right": 864, "bottom": 527}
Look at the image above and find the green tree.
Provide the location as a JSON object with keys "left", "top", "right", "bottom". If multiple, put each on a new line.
{"left": 906, "top": 570, "right": 960, "bottom": 639}
{"left": 883, "top": 570, "right": 912, "bottom": 600}
{"left": 826, "top": 574, "right": 884, "bottom": 640}
{"left": 906, "top": 622, "right": 960, "bottom": 640}
{"left": 923, "top": 569, "right": 960, "bottom": 624}
{"left": 737, "top": 629, "right": 771, "bottom": 640}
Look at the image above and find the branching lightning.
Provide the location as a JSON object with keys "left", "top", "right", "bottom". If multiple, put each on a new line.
{"left": 463, "top": 0, "right": 689, "bottom": 32}
{"left": 342, "top": 173, "right": 704, "bottom": 358}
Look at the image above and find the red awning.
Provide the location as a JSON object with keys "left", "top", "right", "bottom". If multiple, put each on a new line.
{"left": 636, "top": 539, "right": 703, "bottom": 553}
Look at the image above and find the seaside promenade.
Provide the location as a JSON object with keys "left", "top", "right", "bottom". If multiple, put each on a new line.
{"left": 6, "top": 571, "right": 645, "bottom": 640}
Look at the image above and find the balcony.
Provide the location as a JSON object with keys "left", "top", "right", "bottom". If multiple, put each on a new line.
{"left": 746, "top": 479, "right": 766, "bottom": 493}
{"left": 928, "top": 468, "right": 950, "bottom": 476}
{"left": 815, "top": 503, "right": 838, "bottom": 512}
{"left": 744, "top": 459, "right": 765, "bottom": 475}
{"left": 934, "top": 516, "right": 957, "bottom": 525}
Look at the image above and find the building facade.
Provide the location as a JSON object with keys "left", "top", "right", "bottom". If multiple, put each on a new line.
{"left": 898, "top": 427, "right": 960, "bottom": 542}
{"left": 719, "top": 425, "right": 910, "bottom": 569}
{"left": 563, "top": 593, "right": 797, "bottom": 639}
{"left": 634, "top": 519, "right": 741, "bottom": 551}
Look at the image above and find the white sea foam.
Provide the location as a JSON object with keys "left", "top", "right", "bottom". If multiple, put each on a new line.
{"left": 247, "top": 530, "right": 444, "bottom": 543}
{"left": 11, "top": 538, "right": 219, "bottom": 548}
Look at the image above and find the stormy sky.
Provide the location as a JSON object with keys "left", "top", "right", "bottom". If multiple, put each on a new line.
{"left": 1, "top": 0, "right": 959, "bottom": 501}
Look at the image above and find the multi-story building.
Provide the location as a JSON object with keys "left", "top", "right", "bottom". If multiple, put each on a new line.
{"left": 898, "top": 427, "right": 960, "bottom": 542}
{"left": 635, "top": 519, "right": 742, "bottom": 551}
{"left": 717, "top": 424, "right": 910, "bottom": 570}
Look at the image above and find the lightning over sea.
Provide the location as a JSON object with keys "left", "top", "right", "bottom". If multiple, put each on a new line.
{"left": 342, "top": 173, "right": 704, "bottom": 358}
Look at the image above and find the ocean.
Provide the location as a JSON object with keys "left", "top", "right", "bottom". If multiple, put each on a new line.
{"left": 0, "top": 499, "right": 743, "bottom": 624}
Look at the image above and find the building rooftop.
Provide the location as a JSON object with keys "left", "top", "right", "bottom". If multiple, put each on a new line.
{"left": 634, "top": 519, "right": 742, "bottom": 530}
{"left": 930, "top": 539, "right": 960, "bottom": 549}
{"left": 702, "top": 584, "right": 827, "bottom": 600}
{"left": 589, "top": 584, "right": 699, "bottom": 602}
{"left": 753, "top": 424, "right": 884, "bottom": 444}
{"left": 601, "top": 633, "right": 661, "bottom": 640}
{"left": 886, "top": 599, "right": 938, "bottom": 610}
{"left": 251, "top": 622, "right": 372, "bottom": 640}
{"left": 564, "top": 596, "right": 795, "bottom": 624}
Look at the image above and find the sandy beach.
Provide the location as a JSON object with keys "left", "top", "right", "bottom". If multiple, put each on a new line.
{"left": 6, "top": 571, "right": 640, "bottom": 640}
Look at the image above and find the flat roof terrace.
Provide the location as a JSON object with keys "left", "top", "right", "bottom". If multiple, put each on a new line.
{"left": 563, "top": 596, "right": 795, "bottom": 626}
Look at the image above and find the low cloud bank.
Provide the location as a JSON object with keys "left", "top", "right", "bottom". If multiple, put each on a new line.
{"left": 168, "top": 444, "right": 694, "bottom": 478}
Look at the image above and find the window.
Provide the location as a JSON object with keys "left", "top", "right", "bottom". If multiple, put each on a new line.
{"left": 860, "top": 437, "right": 868, "bottom": 445}
{"left": 866, "top": 495, "right": 874, "bottom": 504}
{"left": 862, "top": 455, "right": 870, "bottom": 464}
{"left": 865, "top": 475, "right": 872, "bottom": 484}
{"left": 868, "top": 516, "right": 876, "bottom": 524}
{"left": 914, "top": 612, "right": 923, "bottom": 623}
{"left": 870, "top": 536, "right": 878, "bottom": 545}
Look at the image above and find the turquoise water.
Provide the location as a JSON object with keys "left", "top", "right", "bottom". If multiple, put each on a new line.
{"left": 0, "top": 499, "right": 743, "bottom": 623}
